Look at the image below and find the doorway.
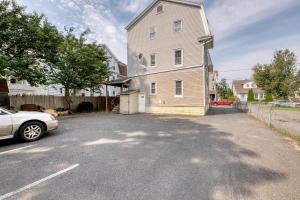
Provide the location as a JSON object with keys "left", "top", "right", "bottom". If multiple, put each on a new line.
{"left": 138, "top": 93, "right": 146, "bottom": 113}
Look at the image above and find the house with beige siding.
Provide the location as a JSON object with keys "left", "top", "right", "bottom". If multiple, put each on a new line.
{"left": 123, "top": 0, "right": 213, "bottom": 115}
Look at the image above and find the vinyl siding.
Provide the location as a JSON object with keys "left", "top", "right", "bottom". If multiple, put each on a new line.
{"left": 127, "top": 1, "right": 206, "bottom": 77}
{"left": 129, "top": 67, "right": 204, "bottom": 107}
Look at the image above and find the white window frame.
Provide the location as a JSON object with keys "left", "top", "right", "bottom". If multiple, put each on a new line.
{"left": 149, "top": 26, "right": 156, "bottom": 39}
{"left": 150, "top": 82, "right": 157, "bottom": 95}
{"left": 174, "top": 49, "right": 183, "bottom": 67}
{"left": 150, "top": 54, "right": 156, "bottom": 67}
{"left": 173, "top": 20, "right": 182, "bottom": 33}
{"left": 174, "top": 80, "right": 183, "bottom": 97}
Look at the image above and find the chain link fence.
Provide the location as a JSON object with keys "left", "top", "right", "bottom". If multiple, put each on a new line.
{"left": 234, "top": 102, "right": 300, "bottom": 140}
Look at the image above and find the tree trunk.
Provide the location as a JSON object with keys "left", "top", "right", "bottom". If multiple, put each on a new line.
{"left": 64, "top": 86, "right": 72, "bottom": 110}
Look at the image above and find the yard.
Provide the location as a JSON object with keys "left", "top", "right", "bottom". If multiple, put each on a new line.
{"left": 0, "top": 107, "right": 300, "bottom": 200}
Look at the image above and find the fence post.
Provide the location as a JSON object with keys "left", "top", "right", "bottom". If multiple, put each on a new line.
{"left": 269, "top": 103, "right": 273, "bottom": 126}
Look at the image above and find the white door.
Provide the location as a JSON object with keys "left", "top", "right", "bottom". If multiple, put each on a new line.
{"left": 0, "top": 110, "right": 13, "bottom": 136}
{"left": 138, "top": 93, "right": 146, "bottom": 113}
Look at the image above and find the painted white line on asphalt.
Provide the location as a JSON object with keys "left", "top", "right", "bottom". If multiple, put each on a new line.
{"left": 0, "top": 164, "right": 79, "bottom": 200}
{"left": 0, "top": 145, "right": 36, "bottom": 156}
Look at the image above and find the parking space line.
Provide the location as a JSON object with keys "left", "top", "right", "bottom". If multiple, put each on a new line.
{"left": 0, "top": 145, "right": 36, "bottom": 156}
{"left": 0, "top": 164, "right": 79, "bottom": 200}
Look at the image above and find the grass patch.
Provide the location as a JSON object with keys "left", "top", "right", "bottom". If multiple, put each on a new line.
{"left": 269, "top": 124, "right": 300, "bottom": 145}
{"left": 272, "top": 107, "right": 300, "bottom": 112}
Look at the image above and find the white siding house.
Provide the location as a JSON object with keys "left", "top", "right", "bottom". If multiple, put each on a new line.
{"left": 124, "top": 0, "right": 214, "bottom": 115}
{"left": 7, "top": 77, "right": 48, "bottom": 96}
{"left": 232, "top": 80, "right": 265, "bottom": 101}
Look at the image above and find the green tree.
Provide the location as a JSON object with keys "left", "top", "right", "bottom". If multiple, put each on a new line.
{"left": 216, "top": 78, "right": 228, "bottom": 99}
{"left": 247, "top": 89, "right": 254, "bottom": 102}
{"left": 253, "top": 49, "right": 298, "bottom": 99}
{"left": 50, "top": 29, "right": 110, "bottom": 109}
{"left": 0, "top": 0, "right": 62, "bottom": 85}
{"left": 296, "top": 70, "right": 300, "bottom": 96}
{"left": 226, "top": 88, "right": 234, "bottom": 100}
{"left": 264, "top": 92, "right": 273, "bottom": 102}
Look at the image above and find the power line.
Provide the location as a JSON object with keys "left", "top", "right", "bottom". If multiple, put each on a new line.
{"left": 216, "top": 63, "right": 300, "bottom": 72}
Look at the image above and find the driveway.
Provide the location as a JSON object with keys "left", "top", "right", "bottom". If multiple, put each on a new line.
{"left": 0, "top": 107, "right": 299, "bottom": 200}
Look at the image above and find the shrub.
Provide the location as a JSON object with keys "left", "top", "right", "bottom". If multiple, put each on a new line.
{"left": 247, "top": 89, "right": 255, "bottom": 102}
{"left": 265, "top": 92, "right": 273, "bottom": 102}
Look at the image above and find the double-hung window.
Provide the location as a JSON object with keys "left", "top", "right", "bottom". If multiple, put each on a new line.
{"left": 174, "top": 49, "right": 183, "bottom": 66}
{"left": 150, "top": 82, "right": 157, "bottom": 95}
{"left": 150, "top": 54, "right": 156, "bottom": 67}
{"left": 174, "top": 20, "right": 182, "bottom": 32}
{"left": 174, "top": 80, "right": 183, "bottom": 97}
{"left": 149, "top": 26, "right": 156, "bottom": 39}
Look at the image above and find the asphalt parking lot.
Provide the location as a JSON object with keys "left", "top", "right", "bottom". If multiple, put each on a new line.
{"left": 0, "top": 107, "right": 300, "bottom": 200}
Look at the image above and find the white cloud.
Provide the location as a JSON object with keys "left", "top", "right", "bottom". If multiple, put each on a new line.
{"left": 118, "top": 0, "right": 149, "bottom": 13}
{"left": 206, "top": 0, "right": 298, "bottom": 40}
{"left": 81, "top": 4, "right": 127, "bottom": 62}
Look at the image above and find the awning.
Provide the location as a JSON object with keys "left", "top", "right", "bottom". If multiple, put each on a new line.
{"left": 106, "top": 77, "right": 131, "bottom": 87}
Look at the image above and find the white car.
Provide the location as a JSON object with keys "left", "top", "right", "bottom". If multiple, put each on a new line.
{"left": 0, "top": 107, "right": 58, "bottom": 142}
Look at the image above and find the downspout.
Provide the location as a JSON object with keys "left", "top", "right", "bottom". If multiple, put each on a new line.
{"left": 201, "top": 43, "right": 207, "bottom": 110}
{"left": 202, "top": 44, "right": 206, "bottom": 109}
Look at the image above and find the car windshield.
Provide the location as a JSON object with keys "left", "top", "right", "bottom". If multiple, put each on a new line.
{"left": 0, "top": 107, "right": 17, "bottom": 114}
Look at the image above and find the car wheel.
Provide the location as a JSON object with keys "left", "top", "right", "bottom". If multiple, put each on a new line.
{"left": 19, "top": 122, "right": 45, "bottom": 142}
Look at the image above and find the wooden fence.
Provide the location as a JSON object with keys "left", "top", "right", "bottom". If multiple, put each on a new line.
{"left": 9, "top": 95, "right": 119, "bottom": 112}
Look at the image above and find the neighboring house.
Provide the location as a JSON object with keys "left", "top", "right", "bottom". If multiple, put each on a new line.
{"left": 232, "top": 80, "right": 265, "bottom": 101}
{"left": 209, "top": 70, "right": 219, "bottom": 101}
{"left": 48, "top": 44, "right": 127, "bottom": 97}
{"left": 0, "top": 78, "right": 9, "bottom": 106}
{"left": 125, "top": 0, "right": 213, "bottom": 115}
{"left": 7, "top": 77, "right": 48, "bottom": 96}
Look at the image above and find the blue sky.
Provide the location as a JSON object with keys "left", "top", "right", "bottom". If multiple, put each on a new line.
{"left": 18, "top": 0, "right": 300, "bottom": 81}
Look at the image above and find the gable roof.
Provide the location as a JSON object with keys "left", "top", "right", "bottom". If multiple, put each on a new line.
{"left": 125, "top": 0, "right": 204, "bottom": 31}
{"left": 118, "top": 61, "right": 127, "bottom": 76}
{"left": 101, "top": 44, "right": 119, "bottom": 63}
{"left": 232, "top": 80, "right": 264, "bottom": 94}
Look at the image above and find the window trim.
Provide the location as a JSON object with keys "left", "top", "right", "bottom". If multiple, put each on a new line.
{"left": 174, "top": 80, "right": 183, "bottom": 98}
{"left": 150, "top": 82, "right": 157, "bottom": 95}
{"left": 174, "top": 49, "right": 183, "bottom": 67}
{"left": 173, "top": 20, "right": 182, "bottom": 33}
{"left": 149, "top": 26, "right": 156, "bottom": 40}
{"left": 150, "top": 54, "right": 156, "bottom": 67}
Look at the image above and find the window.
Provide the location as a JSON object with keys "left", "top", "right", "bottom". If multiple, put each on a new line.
{"left": 150, "top": 54, "right": 156, "bottom": 66}
{"left": 149, "top": 26, "right": 156, "bottom": 39}
{"left": 157, "top": 5, "right": 163, "bottom": 13}
{"left": 60, "top": 88, "right": 63, "bottom": 94}
{"left": 174, "top": 20, "right": 182, "bottom": 32}
{"left": 113, "top": 91, "right": 116, "bottom": 96}
{"left": 254, "top": 93, "right": 259, "bottom": 99}
{"left": 150, "top": 82, "right": 156, "bottom": 95}
{"left": 174, "top": 49, "right": 183, "bottom": 66}
{"left": 10, "top": 78, "right": 16, "bottom": 84}
{"left": 174, "top": 80, "right": 183, "bottom": 97}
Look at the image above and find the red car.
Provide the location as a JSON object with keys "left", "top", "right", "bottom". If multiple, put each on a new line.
{"left": 210, "top": 99, "right": 234, "bottom": 106}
